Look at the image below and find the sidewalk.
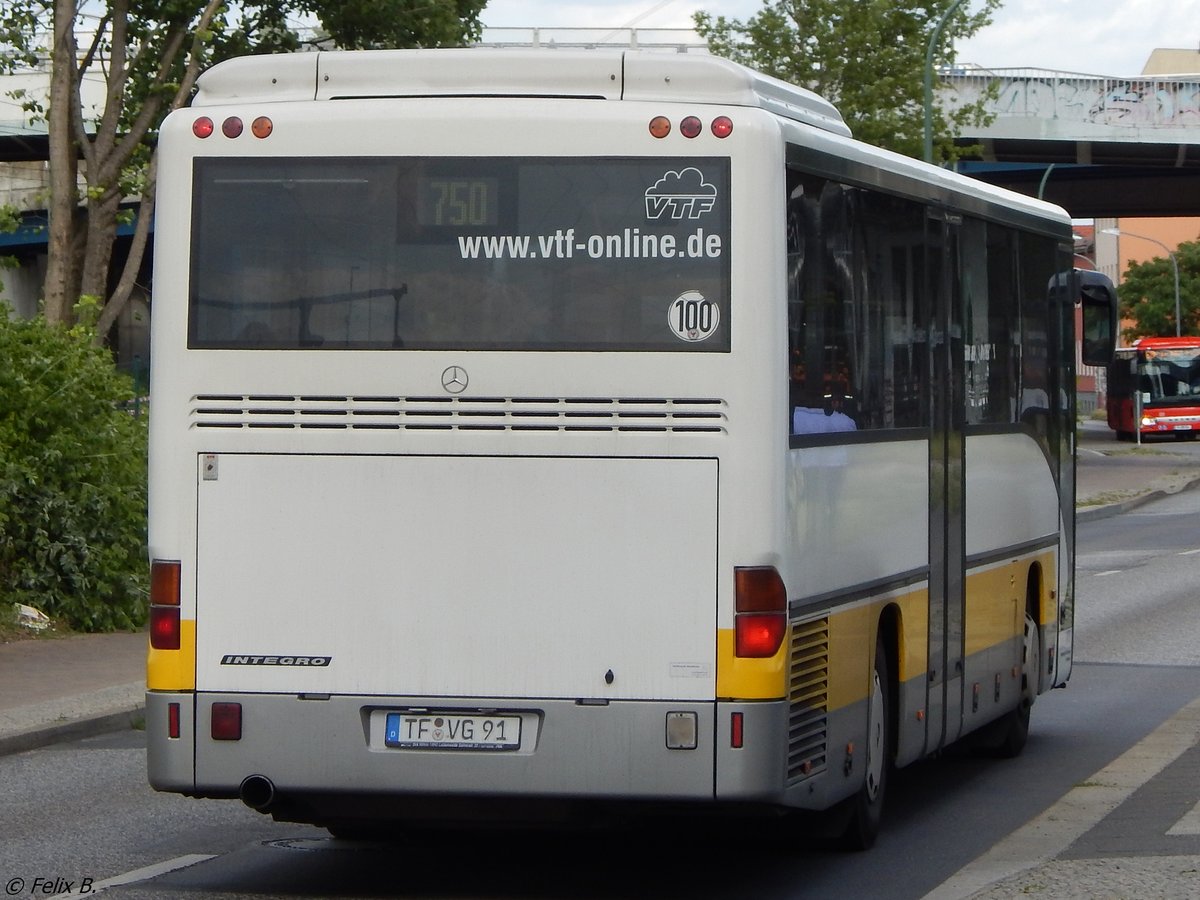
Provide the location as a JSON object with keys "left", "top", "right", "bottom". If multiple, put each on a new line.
{"left": 2, "top": 425, "right": 1200, "bottom": 898}
{"left": 1076, "top": 419, "right": 1200, "bottom": 520}
{"left": 0, "top": 629, "right": 144, "bottom": 756}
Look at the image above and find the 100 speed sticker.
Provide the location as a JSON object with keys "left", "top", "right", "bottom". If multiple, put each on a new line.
{"left": 668, "top": 290, "right": 720, "bottom": 342}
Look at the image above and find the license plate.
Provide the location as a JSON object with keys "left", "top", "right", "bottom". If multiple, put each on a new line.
{"left": 384, "top": 712, "right": 521, "bottom": 750}
{"left": 1174, "top": 424, "right": 1193, "bottom": 430}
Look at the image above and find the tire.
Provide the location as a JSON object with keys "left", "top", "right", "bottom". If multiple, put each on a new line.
{"left": 833, "top": 634, "right": 891, "bottom": 851}
{"left": 326, "top": 821, "right": 405, "bottom": 842}
{"left": 974, "top": 611, "right": 1039, "bottom": 759}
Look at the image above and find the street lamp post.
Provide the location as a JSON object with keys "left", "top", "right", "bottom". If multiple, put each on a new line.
{"left": 924, "top": 0, "right": 968, "bottom": 164}
{"left": 1100, "top": 227, "right": 1182, "bottom": 337}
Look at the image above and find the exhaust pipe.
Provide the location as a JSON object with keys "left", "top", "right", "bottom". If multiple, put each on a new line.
{"left": 239, "top": 774, "right": 276, "bottom": 811}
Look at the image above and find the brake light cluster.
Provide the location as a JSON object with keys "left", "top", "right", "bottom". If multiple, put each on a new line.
{"left": 649, "top": 114, "right": 734, "bottom": 139}
{"left": 192, "top": 115, "right": 273, "bottom": 140}
{"left": 734, "top": 566, "right": 787, "bottom": 658}
{"left": 149, "top": 559, "right": 181, "bottom": 650}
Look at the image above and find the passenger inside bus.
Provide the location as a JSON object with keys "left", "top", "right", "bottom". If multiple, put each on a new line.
{"left": 792, "top": 385, "right": 857, "bottom": 435}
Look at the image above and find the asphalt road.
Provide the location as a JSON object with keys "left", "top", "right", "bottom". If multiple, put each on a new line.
{"left": 4, "top": 464, "right": 1200, "bottom": 899}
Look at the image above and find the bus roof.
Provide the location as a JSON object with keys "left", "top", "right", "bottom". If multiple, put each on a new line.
{"left": 191, "top": 48, "right": 852, "bottom": 138}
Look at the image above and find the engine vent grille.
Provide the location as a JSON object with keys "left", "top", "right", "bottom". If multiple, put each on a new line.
{"left": 787, "top": 616, "right": 830, "bottom": 782}
{"left": 190, "top": 395, "right": 727, "bottom": 434}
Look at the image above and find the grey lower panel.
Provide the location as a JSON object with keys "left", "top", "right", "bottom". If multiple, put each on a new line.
{"left": 182, "top": 693, "right": 728, "bottom": 801}
{"left": 146, "top": 692, "right": 196, "bottom": 792}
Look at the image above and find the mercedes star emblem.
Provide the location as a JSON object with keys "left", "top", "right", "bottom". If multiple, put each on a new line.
{"left": 441, "top": 365, "right": 468, "bottom": 394}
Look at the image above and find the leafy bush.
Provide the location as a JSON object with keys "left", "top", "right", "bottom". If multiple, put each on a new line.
{"left": 0, "top": 308, "right": 147, "bottom": 631}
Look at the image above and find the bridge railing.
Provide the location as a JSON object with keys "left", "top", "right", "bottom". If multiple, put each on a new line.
{"left": 942, "top": 67, "right": 1200, "bottom": 129}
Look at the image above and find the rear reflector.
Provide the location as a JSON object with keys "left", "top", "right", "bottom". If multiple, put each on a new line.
{"left": 211, "top": 703, "right": 243, "bottom": 741}
{"left": 731, "top": 711, "right": 744, "bottom": 748}
{"left": 665, "top": 711, "right": 698, "bottom": 750}
{"left": 168, "top": 702, "right": 181, "bottom": 739}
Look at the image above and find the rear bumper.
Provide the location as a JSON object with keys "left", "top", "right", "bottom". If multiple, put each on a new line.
{"left": 147, "top": 692, "right": 793, "bottom": 817}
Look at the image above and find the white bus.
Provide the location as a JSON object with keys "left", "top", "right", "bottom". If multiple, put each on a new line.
{"left": 146, "top": 48, "right": 1117, "bottom": 849}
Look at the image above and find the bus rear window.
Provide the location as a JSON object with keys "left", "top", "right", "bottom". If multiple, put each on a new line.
{"left": 188, "top": 157, "right": 731, "bottom": 352}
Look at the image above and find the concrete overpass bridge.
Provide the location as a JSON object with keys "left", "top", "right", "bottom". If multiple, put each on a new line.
{"left": 942, "top": 67, "right": 1200, "bottom": 216}
{"left": 472, "top": 35, "right": 1200, "bottom": 218}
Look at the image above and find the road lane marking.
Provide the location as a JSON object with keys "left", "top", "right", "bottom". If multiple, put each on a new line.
{"left": 1093, "top": 570, "right": 1122, "bottom": 577}
{"left": 48, "top": 854, "right": 216, "bottom": 899}
{"left": 922, "top": 694, "right": 1200, "bottom": 899}
{"left": 1168, "top": 800, "right": 1200, "bottom": 836}
{"left": 1178, "top": 548, "right": 1200, "bottom": 556}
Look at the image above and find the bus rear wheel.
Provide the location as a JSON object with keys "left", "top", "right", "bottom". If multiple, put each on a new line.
{"left": 832, "top": 634, "right": 891, "bottom": 851}
{"left": 973, "top": 611, "right": 1039, "bottom": 759}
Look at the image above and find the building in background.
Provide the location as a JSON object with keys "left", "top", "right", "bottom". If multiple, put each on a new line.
{"left": 0, "top": 63, "right": 149, "bottom": 377}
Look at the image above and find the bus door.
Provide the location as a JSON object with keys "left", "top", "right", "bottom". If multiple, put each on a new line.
{"left": 925, "top": 212, "right": 967, "bottom": 752}
{"left": 1052, "top": 247, "right": 1078, "bottom": 686}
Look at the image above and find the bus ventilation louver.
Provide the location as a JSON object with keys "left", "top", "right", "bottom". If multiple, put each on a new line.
{"left": 787, "top": 616, "right": 830, "bottom": 782}
{"left": 190, "top": 395, "right": 727, "bottom": 433}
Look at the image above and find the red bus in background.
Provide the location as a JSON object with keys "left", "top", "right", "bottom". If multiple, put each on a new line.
{"left": 1107, "top": 336, "right": 1200, "bottom": 440}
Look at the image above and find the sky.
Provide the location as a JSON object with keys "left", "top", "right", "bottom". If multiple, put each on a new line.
{"left": 479, "top": 0, "right": 1200, "bottom": 77}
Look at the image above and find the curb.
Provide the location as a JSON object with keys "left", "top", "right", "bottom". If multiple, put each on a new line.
{"left": 0, "top": 703, "right": 144, "bottom": 757}
{"left": 1077, "top": 474, "right": 1200, "bottom": 523}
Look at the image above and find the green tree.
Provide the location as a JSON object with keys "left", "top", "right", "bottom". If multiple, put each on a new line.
{"left": 0, "top": 305, "right": 148, "bottom": 631}
{"left": 1118, "top": 238, "right": 1200, "bottom": 339}
{"left": 693, "top": 0, "right": 1001, "bottom": 161}
{"left": 0, "top": 0, "right": 486, "bottom": 336}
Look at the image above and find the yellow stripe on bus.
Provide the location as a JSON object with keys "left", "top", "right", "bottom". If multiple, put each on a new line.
{"left": 963, "top": 551, "right": 1055, "bottom": 656}
{"left": 716, "top": 629, "right": 787, "bottom": 700}
{"left": 146, "top": 619, "right": 196, "bottom": 691}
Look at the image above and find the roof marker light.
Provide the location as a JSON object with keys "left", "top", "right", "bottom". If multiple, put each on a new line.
{"left": 711, "top": 116, "right": 734, "bottom": 138}
{"left": 680, "top": 116, "right": 702, "bottom": 139}
{"left": 192, "top": 117, "right": 214, "bottom": 138}
{"left": 649, "top": 116, "right": 671, "bottom": 138}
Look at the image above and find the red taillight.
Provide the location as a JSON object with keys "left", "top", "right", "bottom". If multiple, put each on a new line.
{"left": 735, "top": 614, "right": 787, "bottom": 657}
{"left": 734, "top": 566, "right": 787, "bottom": 658}
{"left": 711, "top": 115, "right": 734, "bottom": 138}
{"left": 149, "top": 560, "right": 181, "bottom": 650}
{"left": 680, "top": 115, "right": 702, "bottom": 139}
{"left": 150, "top": 607, "right": 180, "bottom": 650}
{"left": 211, "top": 703, "right": 243, "bottom": 741}
{"left": 192, "top": 116, "right": 214, "bottom": 138}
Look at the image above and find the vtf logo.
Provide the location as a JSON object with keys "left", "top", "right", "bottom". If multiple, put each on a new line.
{"left": 645, "top": 167, "right": 717, "bottom": 220}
